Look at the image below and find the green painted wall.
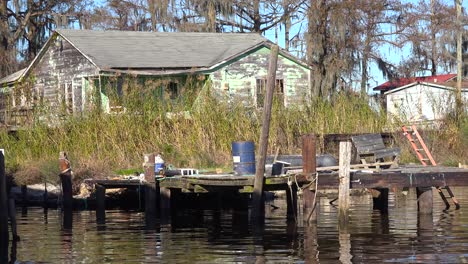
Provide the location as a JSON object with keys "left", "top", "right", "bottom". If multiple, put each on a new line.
{"left": 208, "top": 46, "right": 310, "bottom": 107}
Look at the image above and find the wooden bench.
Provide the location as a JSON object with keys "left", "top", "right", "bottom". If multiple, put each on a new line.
{"left": 351, "top": 134, "right": 400, "bottom": 168}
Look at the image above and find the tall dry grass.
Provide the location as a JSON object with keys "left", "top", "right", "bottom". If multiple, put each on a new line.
{"left": 1, "top": 80, "right": 466, "bottom": 186}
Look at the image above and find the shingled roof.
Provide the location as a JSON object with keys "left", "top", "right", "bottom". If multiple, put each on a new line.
{"left": 373, "top": 74, "right": 457, "bottom": 93}
{"left": 56, "top": 29, "right": 270, "bottom": 70}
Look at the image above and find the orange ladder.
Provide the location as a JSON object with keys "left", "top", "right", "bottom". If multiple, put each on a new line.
{"left": 402, "top": 125, "right": 460, "bottom": 209}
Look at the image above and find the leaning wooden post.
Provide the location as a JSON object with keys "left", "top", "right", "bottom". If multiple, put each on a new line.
{"left": 302, "top": 134, "right": 317, "bottom": 223}
{"left": 338, "top": 141, "right": 352, "bottom": 225}
{"left": 59, "top": 151, "right": 73, "bottom": 211}
{"left": 252, "top": 44, "right": 279, "bottom": 220}
{"left": 0, "top": 150, "right": 9, "bottom": 262}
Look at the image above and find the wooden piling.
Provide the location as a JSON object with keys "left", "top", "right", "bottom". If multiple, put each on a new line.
{"left": 160, "top": 187, "right": 171, "bottom": 210}
{"left": 286, "top": 184, "right": 298, "bottom": 221}
{"left": 21, "top": 185, "right": 27, "bottom": 205}
{"left": 143, "top": 153, "right": 155, "bottom": 182}
{"left": 372, "top": 188, "right": 389, "bottom": 213}
{"left": 59, "top": 151, "right": 73, "bottom": 211}
{"left": 8, "top": 198, "right": 18, "bottom": 240}
{"left": 252, "top": 44, "right": 279, "bottom": 220}
{"left": 145, "top": 183, "right": 157, "bottom": 215}
{"left": 416, "top": 187, "right": 433, "bottom": 215}
{"left": 96, "top": 184, "right": 106, "bottom": 223}
{"left": 338, "top": 141, "right": 352, "bottom": 224}
{"left": 302, "top": 134, "right": 317, "bottom": 223}
{"left": 0, "top": 151, "right": 9, "bottom": 262}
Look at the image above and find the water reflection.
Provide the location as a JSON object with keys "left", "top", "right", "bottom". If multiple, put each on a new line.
{"left": 7, "top": 187, "right": 468, "bottom": 263}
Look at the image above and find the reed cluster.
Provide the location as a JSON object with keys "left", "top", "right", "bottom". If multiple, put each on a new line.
{"left": 1, "top": 84, "right": 466, "bottom": 186}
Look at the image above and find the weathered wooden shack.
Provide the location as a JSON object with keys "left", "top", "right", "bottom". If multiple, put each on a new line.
{"left": 0, "top": 29, "right": 310, "bottom": 127}
{"left": 373, "top": 74, "right": 468, "bottom": 123}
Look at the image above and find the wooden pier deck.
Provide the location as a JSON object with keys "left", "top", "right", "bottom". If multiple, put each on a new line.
{"left": 86, "top": 164, "right": 468, "bottom": 223}
{"left": 90, "top": 165, "right": 468, "bottom": 192}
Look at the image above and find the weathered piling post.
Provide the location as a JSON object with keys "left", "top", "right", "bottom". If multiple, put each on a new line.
{"left": 0, "top": 151, "right": 9, "bottom": 263}
{"left": 21, "top": 185, "right": 27, "bottom": 205}
{"left": 338, "top": 141, "right": 352, "bottom": 224}
{"left": 252, "top": 44, "right": 279, "bottom": 221}
{"left": 372, "top": 189, "right": 389, "bottom": 213}
{"left": 302, "top": 134, "right": 317, "bottom": 223}
{"left": 59, "top": 151, "right": 73, "bottom": 211}
{"left": 286, "top": 184, "right": 298, "bottom": 221}
{"left": 96, "top": 184, "right": 106, "bottom": 224}
{"left": 143, "top": 153, "right": 157, "bottom": 216}
{"left": 416, "top": 187, "right": 433, "bottom": 215}
{"left": 7, "top": 181, "right": 19, "bottom": 241}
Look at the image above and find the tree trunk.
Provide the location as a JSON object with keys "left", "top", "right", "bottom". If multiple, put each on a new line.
{"left": 455, "top": 0, "right": 464, "bottom": 122}
{"left": 253, "top": 0, "right": 261, "bottom": 32}
{"left": 284, "top": 2, "right": 291, "bottom": 51}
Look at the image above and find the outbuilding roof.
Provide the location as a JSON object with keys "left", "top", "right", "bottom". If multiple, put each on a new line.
{"left": 373, "top": 74, "right": 457, "bottom": 92}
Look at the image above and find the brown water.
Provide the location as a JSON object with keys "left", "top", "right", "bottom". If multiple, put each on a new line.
{"left": 6, "top": 187, "right": 468, "bottom": 263}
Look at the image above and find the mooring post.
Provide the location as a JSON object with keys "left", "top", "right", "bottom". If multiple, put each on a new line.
{"left": 59, "top": 151, "right": 73, "bottom": 211}
{"left": 0, "top": 151, "right": 9, "bottom": 263}
{"left": 416, "top": 187, "right": 433, "bottom": 215}
{"left": 96, "top": 184, "right": 106, "bottom": 224}
{"left": 143, "top": 153, "right": 157, "bottom": 216}
{"left": 338, "top": 141, "right": 352, "bottom": 224}
{"left": 252, "top": 44, "right": 279, "bottom": 221}
{"left": 286, "top": 184, "right": 298, "bottom": 221}
{"left": 160, "top": 187, "right": 171, "bottom": 223}
{"left": 21, "top": 185, "right": 27, "bottom": 205}
{"left": 145, "top": 183, "right": 157, "bottom": 215}
{"left": 302, "top": 134, "right": 317, "bottom": 223}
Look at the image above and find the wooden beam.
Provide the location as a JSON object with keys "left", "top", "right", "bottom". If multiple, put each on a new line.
{"left": 252, "top": 44, "right": 279, "bottom": 220}
{"left": 338, "top": 142, "right": 351, "bottom": 224}
{"left": 302, "top": 134, "right": 317, "bottom": 223}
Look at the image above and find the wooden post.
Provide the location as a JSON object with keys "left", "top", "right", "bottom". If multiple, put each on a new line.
{"left": 143, "top": 153, "right": 155, "bottom": 182}
{"left": 417, "top": 187, "right": 433, "bottom": 215}
{"left": 145, "top": 183, "right": 157, "bottom": 215}
{"left": 21, "top": 185, "right": 27, "bottom": 205}
{"left": 286, "top": 184, "right": 298, "bottom": 221}
{"left": 372, "top": 188, "right": 389, "bottom": 213}
{"left": 59, "top": 151, "right": 73, "bottom": 211}
{"left": 303, "top": 225, "right": 319, "bottom": 262}
{"left": 144, "top": 153, "right": 157, "bottom": 216}
{"left": 338, "top": 141, "right": 352, "bottom": 224}
{"left": 96, "top": 184, "right": 106, "bottom": 224}
{"left": 160, "top": 187, "right": 171, "bottom": 224}
{"left": 8, "top": 198, "right": 18, "bottom": 240}
{"left": 252, "top": 44, "right": 279, "bottom": 220}
{"left": 0, "top": 151, "right": 9, "bottom": 263}
{"left": 302, "top": 134, "right": 317, "bottom": 223}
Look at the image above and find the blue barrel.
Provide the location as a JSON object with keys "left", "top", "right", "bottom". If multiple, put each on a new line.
{"left": 232, "top": 141, "right": 256, "bottom": 175}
